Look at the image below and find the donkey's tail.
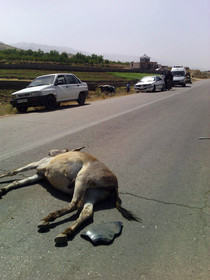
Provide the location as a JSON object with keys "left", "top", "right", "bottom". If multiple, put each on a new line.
{"left": 115, "top": 193, "right": 141, "bottom": 222}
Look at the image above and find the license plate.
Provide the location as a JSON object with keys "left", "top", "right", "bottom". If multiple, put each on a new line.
{"left": 17, "top": 99, "right": 27, "bottom": 103}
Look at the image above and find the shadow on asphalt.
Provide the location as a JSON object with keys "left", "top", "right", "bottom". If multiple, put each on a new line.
{"left": 17, "top": 102, "right": 90, "bottom": 115}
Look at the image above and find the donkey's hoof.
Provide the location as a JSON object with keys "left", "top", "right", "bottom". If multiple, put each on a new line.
{"left": 0, "top": 188, "right": 6, "bottom": 197}
{"left": 54, "top": 233, "right": 68, "bottom": 244}
{"left": 38, "top": 220, "right": 50, "bottom": 230}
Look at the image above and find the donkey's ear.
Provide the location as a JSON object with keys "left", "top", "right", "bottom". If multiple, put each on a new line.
{"left": 71, "top": 146, "right": 85, "bottom": 152}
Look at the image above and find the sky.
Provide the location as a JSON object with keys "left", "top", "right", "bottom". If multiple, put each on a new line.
{"left": 0, "top": 0, "right": 210, "bottom": 70}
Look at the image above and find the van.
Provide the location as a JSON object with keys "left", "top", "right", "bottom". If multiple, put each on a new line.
{"left": 171, "top": 66, "right": 186, "bottom": 87}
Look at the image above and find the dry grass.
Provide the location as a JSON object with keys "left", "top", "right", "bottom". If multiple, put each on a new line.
{"left": 0, "top": 87, "right": 136, "bottom": 116}
{"left": 0, "top": 103, "right": 16, "bottom": 116}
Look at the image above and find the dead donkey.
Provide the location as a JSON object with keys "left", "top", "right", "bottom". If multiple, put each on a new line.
{"left": 0, "top": 147, "right": 139, "bottom": 244}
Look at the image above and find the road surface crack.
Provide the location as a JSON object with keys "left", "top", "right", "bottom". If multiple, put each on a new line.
{"left": 120, "top": 191, "right": 202, "bottom": 210}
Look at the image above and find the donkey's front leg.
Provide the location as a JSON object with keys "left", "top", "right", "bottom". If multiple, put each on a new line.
{"left": 0, "top": 162, "right": 40, "bottom": 179}
{"left": 0, "top": 174, "right": 43, "bottom": 197}
{"left": 54, "top": 202, "right": 94, "bottom": 244}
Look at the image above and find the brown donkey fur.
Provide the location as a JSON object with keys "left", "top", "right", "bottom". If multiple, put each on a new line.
{"left": 0, "top": 147, "right": 139, "bottom": 244}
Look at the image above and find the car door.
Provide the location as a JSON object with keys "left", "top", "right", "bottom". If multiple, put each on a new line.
{"left": 65, "top": 74, "right": 81, "bottom": 100}
{"left": 155, "top": 76, "right": 164, "bottom": 90}
{"left": 54, "top": 75, "right": 70, "bottom": 101}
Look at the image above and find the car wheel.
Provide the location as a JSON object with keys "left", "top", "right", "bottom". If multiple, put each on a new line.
{"left": 77, "top": 92, "right": 86, "bottom": 106}
{"left": 152, "top": 85, "right": 156, "bottom": 92}
{"left": 45, "top": 95, "right": 56, "bottom": 110}
{"left": 16, "top": 107, "right": 28, "bottom": 113}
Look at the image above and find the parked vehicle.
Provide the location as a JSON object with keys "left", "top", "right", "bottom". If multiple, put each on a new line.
{"left": 134, "top": 75, "right": 165, "bottom": 92}
{"left": 10, "top": 73, "right": 89, "bottom": 112}
{"left": 171, "top": 66, "right": 186, "bottom": 87}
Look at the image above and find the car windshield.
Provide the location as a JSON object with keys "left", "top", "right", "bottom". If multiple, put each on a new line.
{"left": 28, "top": 75, "right": 55, "bottom": 87}
{"left": 141, "top": 76, "right": 155, "bottom": 82}
{"left": 172, "top": 71, "right": 185, "bottom": 77}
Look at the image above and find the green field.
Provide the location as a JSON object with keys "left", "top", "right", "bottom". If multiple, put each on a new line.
{"left": 109, "top": 72, "right": 154, "bottom": 81}
{"left": 0, "top": 69, "right": 151, "bottom": 81}
{"left": 0, "top": 69, "right": 123, "bottom": 81}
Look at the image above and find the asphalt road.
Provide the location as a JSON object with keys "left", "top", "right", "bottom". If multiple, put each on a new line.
{"left": 0, "top": 80, "right": 210, "bottom": 280}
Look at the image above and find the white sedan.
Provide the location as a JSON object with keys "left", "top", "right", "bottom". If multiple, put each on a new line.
{"left": 10, "top": 73, "right": 88, "bottom": 112}
{"left": 134, "top": 75, "right": 165, "bottom": 92}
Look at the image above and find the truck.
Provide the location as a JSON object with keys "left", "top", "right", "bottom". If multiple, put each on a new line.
{"left": 171, "top": 66, "right": 186, "bottom": 87}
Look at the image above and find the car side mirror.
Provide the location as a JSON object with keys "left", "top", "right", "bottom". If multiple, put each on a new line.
{"left": 55, "top": 80, "right": 63, "bottom": 86}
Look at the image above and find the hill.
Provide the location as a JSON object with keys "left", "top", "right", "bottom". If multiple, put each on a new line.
{"left": 0, "top": 42, "right": 20, "bottom": 50}
{"left": 10, "top": 42, "right": 139, "bottom": 63}
{"left": 11, "top": 42, "right": 78, "bottom": 56}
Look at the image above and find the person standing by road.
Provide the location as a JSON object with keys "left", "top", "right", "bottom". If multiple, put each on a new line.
{"left": 126, "top": 82, "right": 130, "bottom": 92}
{"left": 167, "top": 70, "right": 173, "bottom": 90}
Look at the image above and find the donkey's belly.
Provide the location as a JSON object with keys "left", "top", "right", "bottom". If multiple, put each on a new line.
{"left": 44, "top": 160, "right": 83, "bottom": 194}
{"left": 46, "top": 173, "right": 74, "bottom": 194}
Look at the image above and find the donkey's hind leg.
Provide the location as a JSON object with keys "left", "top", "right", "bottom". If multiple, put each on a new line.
{"left": 54, "top": 202, "right": 94, "bottom": 244}
{"left": 37, "top": 199, "right": 78, "bottom": 230}
{"left": 0, "top": 174, "right": 43, "bottom": 197}
{"left": 38, "top": 174, "right": 88, "bottom": 230}
{"left": 54, "top": 189, "right": 111, "bottom": 244}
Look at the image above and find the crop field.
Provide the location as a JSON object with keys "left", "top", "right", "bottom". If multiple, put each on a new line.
{"left": 0, "top": 69, "right": 154, "bottom": 82}
{"left": 109, "top": 72, "right": 151, "bottom": 81}
{"left": 0, "top": 69, "right": 128, "bottom": 81}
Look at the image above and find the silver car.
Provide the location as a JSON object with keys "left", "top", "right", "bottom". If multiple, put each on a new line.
{"left": 134, "top": 75, "right": 165, "bottom": 92}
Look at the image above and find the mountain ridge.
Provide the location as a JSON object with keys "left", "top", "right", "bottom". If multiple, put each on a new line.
{"left": 1, "top": 41, "right": 163, "bottom": 64}
{"left": 7, "top": 41, "right": 139, "bottom": 62}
